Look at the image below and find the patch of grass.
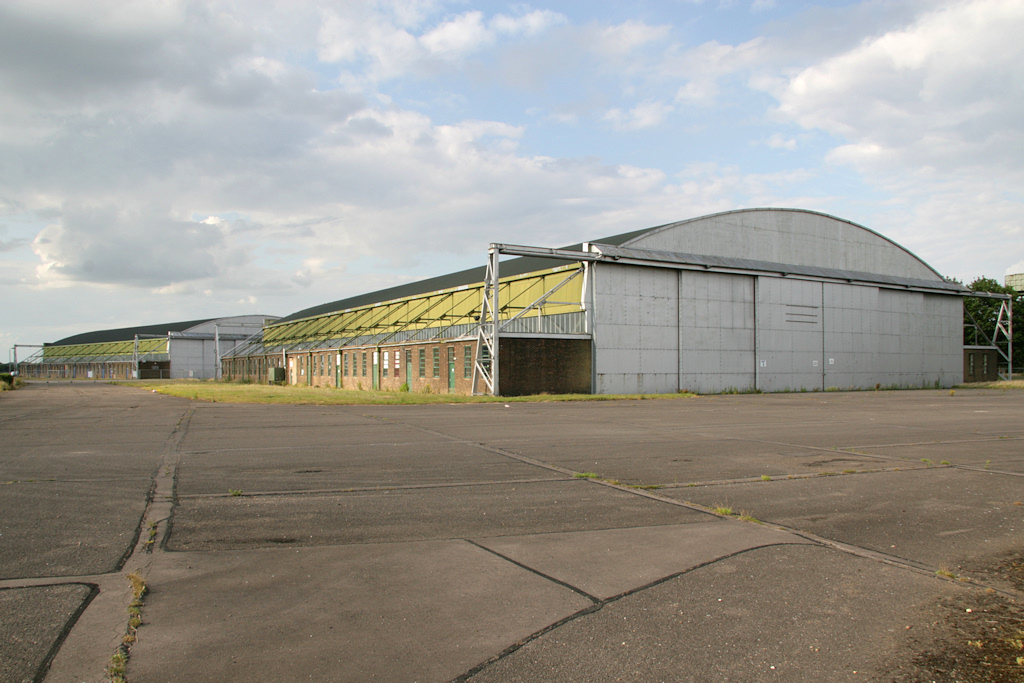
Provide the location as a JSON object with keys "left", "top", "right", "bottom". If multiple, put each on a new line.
{"left": 574, "top": 472, "right": 598, "bottom": 479}
{"left": 922, "top": 458, "right": 934, "bottom": 466}
{"left": 760, "top": 475, "right": 771, "bottom": 481}
{"left": 937, "top": 568, "right": 957, "bottom": 580}
{"left": 107, "top": 571, "right": 148, "bottom": 682}
{"left": 229, "top": 488, "right": 243, "bottom": 496}
{"left": 940, "top": 460, "right": 951, "bottom": 465}
{"left": 115, "top": 380, "right": 697, "bottom": 405}
{"left": 956, "top": 379, "right": 1024, "bottom": 390}
{"left": 842, "top": 469, "right": 857, "bottom": 474}
{"left": 126, "top": 571, "right": 146, "bottom": 600}
{"left": 738, "top": 512, "right": 763, "bottom": 524}
{"left": 105, "top": 650, "right": 127, "bottom": 681}
{"left": 714, "top": 506, "right": 734, "bottom": 516}
{"left": 628, "top": 484, "right": 663, "bottom": 490}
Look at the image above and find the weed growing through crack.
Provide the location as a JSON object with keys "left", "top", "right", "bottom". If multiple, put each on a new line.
{"left": 714, "top": 506, "right": 733, "bottom": 516}
{"left": 574, "top": 472, "right": 598, "bottom": 479}
{"left": 106, "top": 571, "right": 148, "bottom": 682}
{"left": 760, "top": 475, "right": 771, "bottom": 481}
{"left": 144, "top": 522, "right": 158, "bottom": 551}
{"left": 229, "top": 488, "right": 243, "bottom": 496}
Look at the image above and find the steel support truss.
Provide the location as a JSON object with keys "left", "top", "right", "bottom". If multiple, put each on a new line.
{"left": 472, "top": 243, "right": 599, "bottom": 396}
{"left": 964, "top": 292, "right": 1014, "bottom": 380}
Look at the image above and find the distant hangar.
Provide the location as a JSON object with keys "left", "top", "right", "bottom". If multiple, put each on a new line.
{"left": 19, "top": 316, "right": 276, "bottom": 380}
{"left": 221, "top": 208, "right": 973, "bottom": 395}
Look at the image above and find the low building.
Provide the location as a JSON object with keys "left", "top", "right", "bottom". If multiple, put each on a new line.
{"left": 19, "top": 316, "right": 277, "bottom": 380}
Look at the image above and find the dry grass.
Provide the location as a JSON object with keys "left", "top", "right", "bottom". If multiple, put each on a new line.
{"left": 115, "top": 380, "right": 695, "bottom": 406}
{"left": 958, "top": 380, "right": 1024, "bottom": 390}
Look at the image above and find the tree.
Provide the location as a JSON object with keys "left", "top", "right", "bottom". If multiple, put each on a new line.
{"left": 964, "top": 276, "right": 1022, "bottom": 375}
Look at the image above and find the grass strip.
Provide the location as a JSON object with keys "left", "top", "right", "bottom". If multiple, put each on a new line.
{"left": 115, "top": 380, "right": 694, "bottom": 406}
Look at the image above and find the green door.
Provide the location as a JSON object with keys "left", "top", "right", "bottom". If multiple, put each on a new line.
{"left": 448, "top": 347, "right": 456, "bottom": 392}
{"left": 372, "top": 350, "right": 379, "bottom": 390}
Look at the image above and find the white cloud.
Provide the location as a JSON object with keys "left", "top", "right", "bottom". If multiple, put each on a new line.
{"left": 765, "top": 0, "right": 1024, "bottom": 281}
{"left": 317, "top": 4, "right": 566, "bottom": 82}
{"left": 765, "top": 133, "right": 796, "bottom": 150}
{"left": 32, "top": 205, "right": 236, "bottom": 287}
{"left": 596, "top": 20, "right": 671, "bottom": 55}
{"left": 604, "top": 100, "right": 674, "bottom": 130}
{"left": 420, "top": 11, "right": 490, "bottom": 58}
{"left": 491, "top": 9, "right": 566, "bottom": 37}
{"left": 774, "top": 0, "right": 1024, "bottom": 174}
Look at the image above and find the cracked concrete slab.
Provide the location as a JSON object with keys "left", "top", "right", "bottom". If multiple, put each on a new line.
{"left": 475, "top": 520, "right": 810, "bottom": 600}
{"left": 466, "top": 544, "right": 973, "bottom": 682}
{"left": 127, "top": 540, "right": 593, "bottom": 682}
{"left": 664, "top": 467, "right": 1024, "bottom": 580}
{"left": 0, "top": 480, "right": 152, "bottom": 579}
{"left": 0, "top": 583, "right": 95, "bottom": 683}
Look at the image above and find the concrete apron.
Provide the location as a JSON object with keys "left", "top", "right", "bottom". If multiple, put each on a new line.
{"left": 123, "top": 521, "right": 806, "bottom": 682}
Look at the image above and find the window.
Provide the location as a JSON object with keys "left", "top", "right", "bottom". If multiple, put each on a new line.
{"left": 362, "top": 351, "right": 367, "bottom": 377}
{"left": 343, "top": 353, "right": 349, "bottom": 376}
{"left": 969, "top": 353, "right": 976, "bottom": 376}
{"left": 393, "top": 351, "right": 400, "bottom": 377}
{"left": 433, "top": 347, "right": 440, "bottom": 378}
{"left": 464, "top": 345, "right": 472, "bottom": 378}
{"left": 418, "top": 348, "right": 426, "bottom": 377}
{"left": 983, "top": 353, "right": 989, "bottom": 376}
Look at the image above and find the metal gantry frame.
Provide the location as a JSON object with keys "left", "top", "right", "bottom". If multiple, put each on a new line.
{"left": 964, "top": 292, "right": 1014, "bottom": 380}
{"left": 472, "top": 243, "right": 600, "bottom": 396}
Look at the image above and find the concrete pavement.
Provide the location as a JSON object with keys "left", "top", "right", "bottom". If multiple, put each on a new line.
{"left": 1, "top": 384, "right": 1021, "bottom": 681}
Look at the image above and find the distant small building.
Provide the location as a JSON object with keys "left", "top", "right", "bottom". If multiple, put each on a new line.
{"left": 1005, "top": 273, "right": 1024, "bottom": 292}
{"left": 963, "top": 346, "right": 1000, "bottom": 382}
{"left": 18, "top": 316, "right": 277, "bottom": 380}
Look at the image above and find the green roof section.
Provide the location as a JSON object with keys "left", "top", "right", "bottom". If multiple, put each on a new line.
{"left": 51, "top": 319, "right": 216, "bottom": 346}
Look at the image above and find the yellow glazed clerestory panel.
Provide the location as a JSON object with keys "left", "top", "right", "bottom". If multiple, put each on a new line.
{"left": 261, "top": 265, "right": 584, "bottom": 348}
{"left": 38, "top": 338, "right": 168, "bottom": 362}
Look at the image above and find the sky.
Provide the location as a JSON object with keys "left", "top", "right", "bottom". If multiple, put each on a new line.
{"left": 3, "top": 0, "right": 1023, "bottom": 354}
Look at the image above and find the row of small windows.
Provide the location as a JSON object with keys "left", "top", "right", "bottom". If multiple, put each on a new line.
{"left": 333, "top": 345, "right": 474, "bottom": 379}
